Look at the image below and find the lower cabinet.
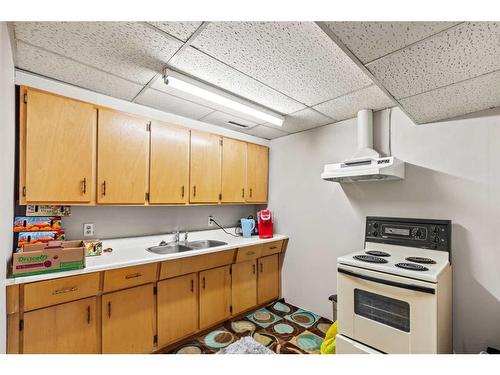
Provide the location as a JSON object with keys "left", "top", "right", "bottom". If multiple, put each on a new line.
{"left": 102, "top": 283, "right": 155, "bottom": 354}
{"left": 23, "top": 297, "right": 97, "bottom": 354}
{"left": 199, "top": 265, "right": 231, "bottom": 329}
{"left": 258, "top": 254, "right": 280, "bottom": 304}
{"left": 157, "top": 273, "right": 198, "bottom": 347}
{"left": 231, "top": 260, "right": 257, "bottom": 315}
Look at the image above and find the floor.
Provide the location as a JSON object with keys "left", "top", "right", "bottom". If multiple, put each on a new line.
{"left": 164, "top": 300, "right": 332, "bottom": 354}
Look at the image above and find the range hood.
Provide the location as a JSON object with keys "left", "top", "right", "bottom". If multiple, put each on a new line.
{"left": 321, "top": 109, "right": 405, "bottom": 183}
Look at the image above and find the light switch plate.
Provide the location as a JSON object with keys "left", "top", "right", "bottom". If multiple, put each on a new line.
{"left": 83, "top": 223, "right": 94, "bottom": 237}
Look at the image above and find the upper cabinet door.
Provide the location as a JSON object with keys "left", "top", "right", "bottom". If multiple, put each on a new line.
{"left": 190, "top": 130, "right": 222, "bottom": 203}
{"left": 97, "top": 109, "right": 149, "bottom": 204}
{"left": 246, "top": 143, "right": 269, "bottom": 203}
{"left": 221, "top": 138, "right": 247, "bottom": 203}
{"left": 150, "top": 122, "right": 190, "bottom": 204}
{"left": 24, "top": 90, "right": 96, "bottom": 203}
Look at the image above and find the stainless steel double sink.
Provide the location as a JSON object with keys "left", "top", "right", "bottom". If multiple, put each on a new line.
{"left": 146, "top": 240, "right": 228, "bottom": 255}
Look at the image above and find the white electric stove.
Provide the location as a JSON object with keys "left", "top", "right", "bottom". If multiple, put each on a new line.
{"left": 336, "top": 216, "right": 453, "bottom": 354}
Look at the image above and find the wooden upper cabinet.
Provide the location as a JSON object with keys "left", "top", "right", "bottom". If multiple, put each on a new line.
{"left": 149, "top": 121, "right": 190, "bottom": 204}
{"left": 97, "top": 109, "right": 149, "bottom": 204}
{"left": 190, "top": 130, "right": 222, "bottom": 203}
{"left": 23, "top": 89, "right": 96, "bottom": 203}
{"left": 246, "top": 143, "right": 269, "bottom": 203}
{"left": 23, "top": 297, "right": 98, "bottom": 354}
{"left": 101, "top": 284, "right": 155, "bottom": 354}
{"left": 221, "top": 138, "right": 247, "bottom": 203}
{"left": 199, "top": 265, "right": 231, "bottom": 329}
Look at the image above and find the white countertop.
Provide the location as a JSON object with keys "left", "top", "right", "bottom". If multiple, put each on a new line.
{"left": 4, "top": 228, "right": 288, "bottom": 286}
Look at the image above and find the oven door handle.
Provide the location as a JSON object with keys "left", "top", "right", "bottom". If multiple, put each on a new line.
{"left": 338, "top": 268, "right": 436, "bottom": 294}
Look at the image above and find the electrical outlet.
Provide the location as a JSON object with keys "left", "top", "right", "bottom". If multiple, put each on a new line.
{"left": 83, "top": 223, "right": 94, "bottom": 237}
{"left": 208, "top": 216, "right": 214, "bottom": 227}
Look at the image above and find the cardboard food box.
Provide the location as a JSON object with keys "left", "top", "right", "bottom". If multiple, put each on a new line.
{"left": 15, "top": 230, "right": 65, "bottom": 248}
{"left": 83, "top": 240, "right": 102, "bottom": 257}
{"left": 26, "top": 205, "right": 71, "bottom": 217}
{"left": 13, "top": 216, "right": 61, "bottom": 232}
{"left": 12, "top": 240, "right": 86, "bottom": 277}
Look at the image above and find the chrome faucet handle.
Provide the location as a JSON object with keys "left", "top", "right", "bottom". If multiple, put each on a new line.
{"left": 173, "top": 231, "right": 180, "bottom": 243}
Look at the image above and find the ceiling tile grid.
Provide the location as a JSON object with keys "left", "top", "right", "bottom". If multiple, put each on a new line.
{"left": 241, "top": 125, "right": 290, "bottom": 140}
{"left": 14, "top": 21, "right": 183, "bottom": 85}
{"left": 16, "top": 42, "right": 143, "bottom": 100}
{"left": 191, "top": 22, "right": 373, "bottom": 106}
{"left": 365, "top": 22, "right": 500, "bottom": 99}
{"left": 399, "top": 70, "right": 500, "bottom": 123}
{"left": 324, "top": 22, "right": 460, "bottom": 64}
{"left": 313, "top": 85, "right": 395, "bottom": 121}
{"left": 135, "top": 88, "right": 214, "bottom": 120}
{"left": 169, "top": 46, "right": 306, "bottom": 114}
{"left": 146, "top": 22, "right": 202, "bottom": 41}
{"left": 263, "top": 108, "right": 334, "bottom": 133}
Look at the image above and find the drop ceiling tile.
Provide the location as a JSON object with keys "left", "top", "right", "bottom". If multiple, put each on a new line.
{"left": 242, "top": 125, "right": 289, "bottom": 140}
{"left": 14, "top": 22, "right": 183, "bottom": 84}
{"left": 367, "top": 22, "right": 500, "bottom": 99}
{"left": 135, "top": 88, "right": 214, "bottom": 120}
{"left": 192, "top": 22, "right": 372, "bottom": 106}
{"left": 313, "top": 85, "right": 395, "bottom": 121}
{"left": 16, "top": 42, "right": 143, "bottom": 100}
{"left": 324, "top": 22, "right": 459, "bottom": 63}
{"left": 146, "top": 21, "right": 202, "bottom": 41}
{"left": 199, "top": 111, "right": 259, "bottom": 130}
{"left": 165, "top": 47, "right": 305, "bottom": 114}
{"left": 262, "top": 108, "right": 334, "bottom": 133}
{"left": 399, "top": 70, "right": 500, "bottom": 124}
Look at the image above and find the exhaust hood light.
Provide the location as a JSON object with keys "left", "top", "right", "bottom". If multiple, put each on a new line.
{"left": 163, "top": 71, "right": 284, "bottom": 126}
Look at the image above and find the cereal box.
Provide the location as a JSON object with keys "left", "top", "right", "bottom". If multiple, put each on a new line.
{"left": 15, "top": 230, "right": 65, "bottom": 248}
{"left": 26, "top": 205, "right": 71, "bottom": 217}
{"left": 13, "top": 216, "right": 61, "bottom": 232}
{"left": 83, "top": 240, "right": 103, "bottom": 257}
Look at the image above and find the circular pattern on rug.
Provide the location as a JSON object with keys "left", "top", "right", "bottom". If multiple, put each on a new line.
{"left": 230, "top": 320, "right": 256, "bottom": 334}
{"left": 273, "top": 323, "right": 295, "bottom": 335}
{"left": 272, "top": 302, "right": 291, "bottom": 313}
{"left": 252, "top": 332, "right": 277, "bottom": 348}
{"left": 252, "top": 310, "right": 275, "bottom": 324}
{"left": 204, "top": 330, "right": 235, "bottom": 348}
{"left": 175, "top": 345, "right": 203, "bottom": 354}
{"left": 317, "top": 322, "right": 331, "bottom": 335}
{"left": 296, "top": 334, "right": 323, "bottom": 352}
{"left": 276, "top": 343, "right": 304, "bottom": 354}
{"left": 289, "top": 311, "right": 316, "bottom": 326}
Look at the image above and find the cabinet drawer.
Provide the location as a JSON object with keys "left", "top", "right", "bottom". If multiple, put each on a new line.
{"left": 24, "top": 273, "right": 100, "bottom": 311}
{"left": 160, "top": 250, "right": 236, "bottom": 279}
{"left": 103, "top": 263, "right": 157, "bottom": 293}
{"left": 261, "top": 241, "right": 283, "bottom": 257}
{"left": 235, "top": 244, "right": 262, "bottom": 263}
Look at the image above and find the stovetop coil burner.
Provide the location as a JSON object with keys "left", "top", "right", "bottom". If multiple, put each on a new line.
{"left": 395, "top": 262, "right": 429, "bottom": 271}
{"left": 405, "top": 256, "right": 436, "bottom": 264}
{"left": 354, "top": 255, "right": 388, "bottom": 264}
{"left": 365, "top": 250, "right": 390, "bottom": 257}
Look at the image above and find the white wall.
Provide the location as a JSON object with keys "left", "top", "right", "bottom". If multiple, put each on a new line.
{"left": 0, "top": 22, "right": 15, "bottom": 354}
{"left": 269, "top": 107, "right": 500, "bottom": 354}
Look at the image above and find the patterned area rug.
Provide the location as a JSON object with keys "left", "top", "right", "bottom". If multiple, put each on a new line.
{"left": 165, "top": 300, "right": 332, "bottom": 354}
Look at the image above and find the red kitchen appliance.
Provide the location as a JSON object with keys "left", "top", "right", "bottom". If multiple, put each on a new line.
{"left": 258, "top": 209, "right": 273, "bottom": 239}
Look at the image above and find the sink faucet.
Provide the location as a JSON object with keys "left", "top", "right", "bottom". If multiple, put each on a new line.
{"left": 173, "top": 231, "right": 180, "bottom": 243}
{"left": 183, "top": 231, "right": 189, "bottom": 242}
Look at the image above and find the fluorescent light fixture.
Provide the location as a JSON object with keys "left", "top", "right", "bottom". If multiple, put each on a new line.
{"left": 163, "top": 71, "right": 284, "bottom": 126}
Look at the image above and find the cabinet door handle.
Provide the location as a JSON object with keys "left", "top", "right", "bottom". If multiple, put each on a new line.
{"left": 249, "top": 188, "right": 253, "bottom": 198}
{"left": 269, "top": 246, "right": 277, "bottom": 250}
{"left": 102, "top": 181, "right": 107, "bottom": 196}
{"left": 202, "top": 277, "right": 206, "bottom": 289}
{"left": 246, "top": 251, "right": 255, "bottom": 256}
{"left": 125, "top": 272, "right": 142, "bottom": 279}
{"left": 107, "top": 301, "right": 112, "bottom": 318}
{"left": 52, "top": 286, "right": 78, "bottom": 295}
{"left": 260, "top": 263, "right": 263, "bottom": 273}
{"left": 242, "top": 188, "right": 245, "bottom": 198}
{"left": 87, "top": 305, "right": 91, "bottom": 324}
{"left": 190, "top": 279, "right": 194, "bottom": 292}
{"left": 252, "top": 264, "right": 256, "bottom": 274}
{"left": 181, "top": 185, "right": 185, "bottom": 198}
{"left": 193, "top": 185, "right": 196, "bottom": 197}
{"left": 82, "top": 178, "right": 87, "bottom": 194}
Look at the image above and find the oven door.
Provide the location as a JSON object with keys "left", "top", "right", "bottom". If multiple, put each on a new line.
{"left": 337, "top": 264, "right": 438, "bottom": 354}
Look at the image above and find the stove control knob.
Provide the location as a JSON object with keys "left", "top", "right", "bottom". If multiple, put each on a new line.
{"left": 432, "top": 236, "right": 439, "bottom": 243}
{"left": 432, "top": 226, "right": 439, "bottom": 233}
{"left": 373, "top": 223, "right": 379, "bottom": 228}
{"left": 373, "top": 231, "right": 378, "bottom": 237}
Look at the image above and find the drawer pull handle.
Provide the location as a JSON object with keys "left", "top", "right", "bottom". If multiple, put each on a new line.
{"left": 246, "top": 251, "right": 255, "bottom": 256}
{"left": 125, "top": 272, "right": 142, "bottom": 279}
{"left": 191, "top": 279, "right": 194, "bottom": 293}
{"left": 108, "top": 301, "right": 112, "bottom": 318}
{"left": 269, "top": 246, "right": 277, "bottom": 250}
{"left": 52, "top": 286, "right": 78, "bottom": 295}
{"left": 87, "top": 305, "right": 91, "bottom": 324}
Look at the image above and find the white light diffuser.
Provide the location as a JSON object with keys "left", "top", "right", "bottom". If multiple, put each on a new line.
{"left": 164, "top": 71, "right": 284, "bottom": 126}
